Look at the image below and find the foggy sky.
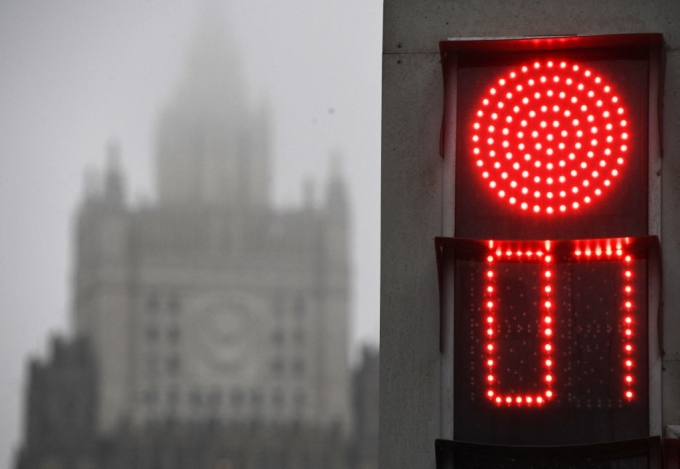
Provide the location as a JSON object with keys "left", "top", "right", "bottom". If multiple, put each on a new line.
{"left": 0, "top": 1, "right": 382, "bottom": 467}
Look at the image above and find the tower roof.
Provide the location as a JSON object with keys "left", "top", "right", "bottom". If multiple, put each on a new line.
{"left": 156, "top": 10, "right": 270, "bottom": 208}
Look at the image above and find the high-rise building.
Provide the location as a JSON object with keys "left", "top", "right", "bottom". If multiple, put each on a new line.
{"left": 70, "top": 19, "right": 351, "bottom": 438}
{"left": 15, "top": 18, "right": 363, "bottom": 469}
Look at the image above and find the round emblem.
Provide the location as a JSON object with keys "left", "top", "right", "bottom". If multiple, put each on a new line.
{"left": 188, "top": 294, "right": 264, "bottom": 376}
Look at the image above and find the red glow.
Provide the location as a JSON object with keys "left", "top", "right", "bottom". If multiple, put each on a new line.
{"left": 621, "top": 253, "right": 636, "bottom": 401}
{"left": 479, "top": 240, "right": 640, "bottom": 408}
{"left": 483, "top": 244, "right": 555, "bottom": 407}
{"left": 471, "top": 60, "right": 630, "bottom": 214}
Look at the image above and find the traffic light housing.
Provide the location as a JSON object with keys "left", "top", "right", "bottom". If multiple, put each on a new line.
{"left": 437, "top": 34, "right": 664, "bottom": 446}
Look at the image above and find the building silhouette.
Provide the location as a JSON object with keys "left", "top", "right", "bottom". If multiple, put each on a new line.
{"left": 16, "top": 17, "right": 375, "bottom": 469}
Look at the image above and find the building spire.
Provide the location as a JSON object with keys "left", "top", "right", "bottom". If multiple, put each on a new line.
{"left": 104, "top": 139, "right": 125, "bottom": 206}
{"left": 326, "top": 150, "right": 348, "bottom": 222}
{"left": 156, "top": 8, "right": 270, "bottom": 209}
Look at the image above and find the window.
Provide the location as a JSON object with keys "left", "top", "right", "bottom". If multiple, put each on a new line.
{"left": 143, "top": 389, "right": 158, "bottom": 406}
{"left": 294, "top": 295, "right": 305, "bottom": 317}
{"left": 208, "top": 390, "right": 222, "bottom": 408}
{"left": 147, "top": 292, "right": 159, "bottom": 312}
{"left": 167, "top": 355, "right": 180, "bottom": 375}
{"left": 294, "top": 391, "right": 306, "bottom": 410}
{"left": 167, "top": 389, "right": 179, "bottom": 407}
{"left": 168, "top": 292, "right": 180, "bottom": 313}
{"left": 293, "top": 358, "right": 305, "bottom": 376}
{"left": 168, "top": 327, "right": 180, "bottom": 343}
{"left": 231, "top": 389, "right": 244, "bottom": 408}
{"left": 189, "top": 390, "right": 202, "bottom": 407}
{"left": 271, "top": 359, "right": 284, "bottom": 374}
{"left": 251, "top": 389, "right": 264, "bottom": 409}
{"left": 293, "top": 328, "right": 305, "bottom": 344}
{"left": 145, "top": 326, "right": 159, "bottom": 342}
{"left": 273, "top": 388, "right": 285, "bottom": 409}
{"left": 271, "top": 329, "right": 284, "bottom": 346}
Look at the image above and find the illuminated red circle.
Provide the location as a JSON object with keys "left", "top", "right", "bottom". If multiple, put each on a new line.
{"left": 471, "top": 60, "right": 630, "bottom": 214}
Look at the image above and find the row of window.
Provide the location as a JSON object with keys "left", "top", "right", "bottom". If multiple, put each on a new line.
{"left": 271, "top": 328, "right": 305, "bottom": 346}
{"left": 144, "top": 292, "right": 311, "bottom": 319}
{"left": 146, "top": 356, "right": 181, "bottom": 376}
{"left": 140, "top": 388, "right": 307, "bottom": 410}
{"left": 144, "top": 356, "right": 306, "bottom": 379}
{"left": 146, "top": 292, "right": 181, "bottom": 313}
{"left": 271, "top": 358, "right": 306, "bottom": 376}
{"left": 145, "top": 325, "right": 181, "bottom": 343}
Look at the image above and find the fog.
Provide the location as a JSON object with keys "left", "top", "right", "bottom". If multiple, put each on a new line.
{"left": 0, "top": 1, "right": 381, "bottom": 467}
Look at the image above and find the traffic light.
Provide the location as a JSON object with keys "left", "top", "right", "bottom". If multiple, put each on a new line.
{"left": 436, "top": 34, "right": 663, "bottom": 446}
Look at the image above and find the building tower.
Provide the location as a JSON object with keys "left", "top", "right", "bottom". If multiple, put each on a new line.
{"left": 71, "top": 20, "right": 351, "bottom": 437}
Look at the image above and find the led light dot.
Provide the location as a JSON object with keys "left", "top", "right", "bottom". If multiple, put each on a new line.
{"left": 473, "top": 61, "right": 629, "bottom": 214}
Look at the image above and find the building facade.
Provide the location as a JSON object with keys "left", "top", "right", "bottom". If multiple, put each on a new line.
{"left": 16, "top": 19, "right": 368, "bottom": 469}
{"left": 72, "top": 20, "right": 351, "bottom": 437}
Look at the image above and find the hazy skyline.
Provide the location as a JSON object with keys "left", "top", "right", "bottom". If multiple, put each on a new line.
{"left": 0, "top": 1, "right": 382, "bottom": 467}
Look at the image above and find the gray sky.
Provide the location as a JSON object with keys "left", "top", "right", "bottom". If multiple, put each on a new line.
{"left": 0, "top": 0, "right": 382, "bottom": 466}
